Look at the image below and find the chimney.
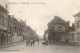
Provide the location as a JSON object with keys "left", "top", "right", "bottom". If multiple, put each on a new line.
{"left": 54, "top": 16, "right": 61, "bottom": 19}
{"left": 8, "top": 15, "right": 11, "bottom": 18}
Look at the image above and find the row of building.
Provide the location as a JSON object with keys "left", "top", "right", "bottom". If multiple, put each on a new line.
{"left": 43, "top": 12, "right": 80, "bottom": 44}
{"left": 0, "top": 5, "right": 37, "bottom": 46}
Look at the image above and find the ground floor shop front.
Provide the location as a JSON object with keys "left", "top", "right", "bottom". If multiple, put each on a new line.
{"left": 48, "top": 32, "right": 68, "bottom": 43}
{"left": 7, "top": 33, "right": 24, "bottom": 44}
{"left": 68, "top": 31, "right": 80, "bottom": 43}
{"left": 0, "top": 30, "right": 24, "bottom": 46}
{"left": 0, "top": 29, "right": 8, "bottom": 46}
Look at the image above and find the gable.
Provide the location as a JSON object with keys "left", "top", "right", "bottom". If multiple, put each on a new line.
{"left": 74, "top": 12, "right": 80, "bottom": 17}
{"left": 50, "top": 16, "right": 67, "bottom": 24}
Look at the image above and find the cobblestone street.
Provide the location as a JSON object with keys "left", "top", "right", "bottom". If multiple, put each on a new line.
{"left": 0, "top": 41, "right": 80, "bottom": 53}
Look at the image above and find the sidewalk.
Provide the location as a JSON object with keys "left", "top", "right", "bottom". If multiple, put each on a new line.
{"left": 0, "top": 41, "right": 25, "bottom": 48}
{"left": 49, "top": 42, "right": 80, "bottom": 46}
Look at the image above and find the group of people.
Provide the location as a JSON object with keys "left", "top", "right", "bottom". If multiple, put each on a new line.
{"left": 26, "top": 39, "right": 39, "bottom": 46}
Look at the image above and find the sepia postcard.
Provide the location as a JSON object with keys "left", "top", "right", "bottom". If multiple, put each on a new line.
{"left": 0, "top": 0, "right": 80, "bottom": 53}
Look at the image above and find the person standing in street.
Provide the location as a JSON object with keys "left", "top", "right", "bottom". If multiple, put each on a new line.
{"left": 30, "top": 40, "right": 33, "bottom": 46}
{"left": 30, "top": 40, "right": 35, "bottom": 46}
{"left": 33, "top": 40, "right": 35, "bottom": 46}
{"left": 26, "top": 40, "right": 30, "bottom": 46}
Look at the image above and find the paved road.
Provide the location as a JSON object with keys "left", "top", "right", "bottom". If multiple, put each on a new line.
{"left": 0, "top": 41, "right": 80, "bottom": 53}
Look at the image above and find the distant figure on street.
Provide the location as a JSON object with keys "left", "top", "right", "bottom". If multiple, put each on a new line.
{"left": 30, "top": 40, "right": 35, "bottom": 46}
{"left": 26, "top": 40, "right": 30, "bottom": 46}
{"left": 33, "top": 40, "right": 35, "bottom": 46}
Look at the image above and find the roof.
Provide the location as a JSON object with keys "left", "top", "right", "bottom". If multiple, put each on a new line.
{"left": 49, "top": 16, "right": 67, "bottom": 24}
{"left": 0, "top": 5, "right": 8, "bottom": 13}
{"left": 74, "top": 12, "right": 80, "bottom": 17}
{"left": 20, "top": 19, "right": 26, "bottom": 27}
{"left": 8, "top": 15, "right": 23, "bottom": 28}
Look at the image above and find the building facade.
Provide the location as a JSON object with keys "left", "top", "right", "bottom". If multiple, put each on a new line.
{"left": 74, "top": 12, "right": 80, "bottom": 43}
{"left": 23, "top": 26, "right": 38, "bottom": 41}
{"left": 69, "top": 12, "right": 80, "bottom": 43}
{"left": 20, "top": 19, "right": 27, "bottom": 41}
{"left": 48, "top": 16, "right": 69, "bottom": 43}
{"left": 0, "top": 5, "right": 8, "bottom": 45}
{"left": 43, "top": 29, "right": 48, "bottom": 41}
{"left": 7, "top": 15, "right": 24, "bottom": 44}
{"left": 67, "top": 23, "right": 75, "bottom": 42}
{"left": 26, "top": 26, "right": 34, "bottom": 40}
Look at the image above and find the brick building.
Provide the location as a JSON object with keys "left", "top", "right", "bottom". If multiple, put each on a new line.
{"left": 7, "top": 15, "right": 24, "bottom": 44}
{"left": 48, "top": 16, "right": 69, "bottom": 43}
{"left": 0, "top": 5, "right": 8, "bottom": 45}
{"left": 68, "top": 12, "right": 80, "bottom": 43}
{"left": 26, "top": 26, "right": 34, "bottom": 40}
{"left": 24, "top": 26, "right": 38, "bottom": 41}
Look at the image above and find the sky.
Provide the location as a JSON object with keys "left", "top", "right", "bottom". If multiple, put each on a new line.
{"left": 0, "top": 0, "right": 80, "bottom": 37}
{"left": 0, "top": 0, "right": 8, "bottom": 8}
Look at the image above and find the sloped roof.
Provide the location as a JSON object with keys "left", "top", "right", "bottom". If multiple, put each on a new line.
{"left": 8, "top": 15, "right": 23, "bottom": 28}
{"left": 0, "top": 5, "right": 8, "bottom": 13}
{"left": 74, "top": 12, "right": 80, "bottom": 17}
{"left": 49, "top": 16, "right": 67, "bottom": 24}
{"left": 20, "top": 19, "right": 26, "bottom": 27}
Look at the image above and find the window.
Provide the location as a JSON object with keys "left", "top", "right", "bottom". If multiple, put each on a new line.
{"left": 58, "top": 26, "right": 62, "bottom": 28}
{"left": 0, "top": 14, "right": 4, "bottom": 19}
{"left": 0, "top": 14, "right": 4, "bottom": 25}
{"left": 65, "top": 25, "right": 68, "bottom": 29}
{"left": 69, "top": 33, "right": 75, "bottom": 41}
{"left": 52, "top": 26, "right": 55, "bottom": 29}
{"left": 58, "top": 26, "right": 62, "bottom": 31}
{"left": 49, "top": 25, "right": 55, "bottom": 31}
{"left": 77, "top": 33, "right": 80, "bottom": 41}
{"left": 77, "top": 20, "right": 80, "bottom": 28}
{"left": 58, "top": 29, "right": 62, "bottom": 31}
{"left": 0, "top": 16, "right": 4, "bottom": 25}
